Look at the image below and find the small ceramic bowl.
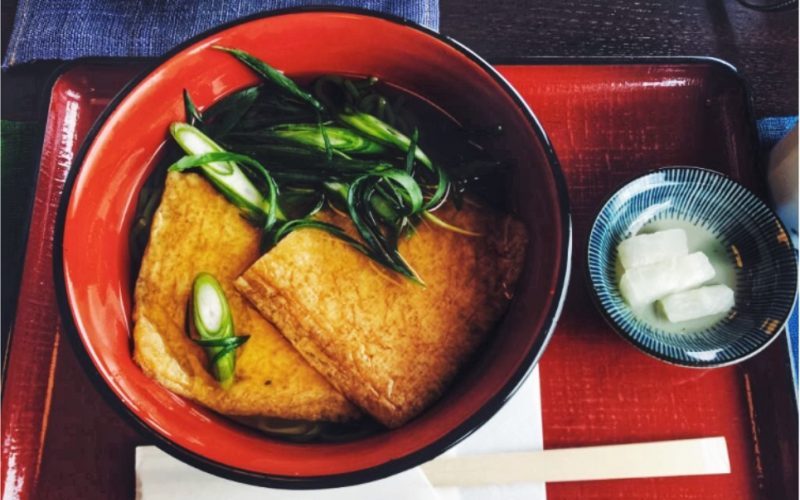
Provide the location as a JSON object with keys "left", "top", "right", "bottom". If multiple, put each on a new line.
{"left": 587, "top": 167, "right": 797, "bottom": 368}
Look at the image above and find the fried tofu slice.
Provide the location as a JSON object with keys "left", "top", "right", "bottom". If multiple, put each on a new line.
{"left": 133, "top": 172, "right": 358, "bottom": 422}
{"left": 235, "top": 206, "right": 527, "bottom": 428}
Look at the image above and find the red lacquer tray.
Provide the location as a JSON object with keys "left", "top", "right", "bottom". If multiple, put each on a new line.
{"left": 2, "top": 59, "right": 797, "bottom": 500}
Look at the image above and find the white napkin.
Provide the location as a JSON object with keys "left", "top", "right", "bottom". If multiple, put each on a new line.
{"left": 136, "top": 368, "right": 545, "bottom": 500}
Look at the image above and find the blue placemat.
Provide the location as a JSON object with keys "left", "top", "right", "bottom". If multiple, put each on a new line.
{"left": 3, "top": 0, "right": 438, "bottom": 67}
{"left": 758, "top": 116, "right": 798, "bottom": 392}
{"left": 758, "top": 116, "right": 798, "bottom": 144}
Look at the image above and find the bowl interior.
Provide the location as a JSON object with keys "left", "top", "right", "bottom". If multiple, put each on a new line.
{"left": 587, "top": 167, "right": 797, "bottom": 367}
{"left": 60, "top": 10, "right": 569, "bottom": 483}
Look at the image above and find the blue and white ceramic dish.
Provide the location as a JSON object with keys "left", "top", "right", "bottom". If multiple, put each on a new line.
{"left": 587, "top": 167, "right": 798, "bottom": 367}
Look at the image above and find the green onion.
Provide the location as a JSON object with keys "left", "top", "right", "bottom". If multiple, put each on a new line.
{"left": 423, "top": 163, "right": 450, "bottom": 210}
{"left": 169, "top": 123, "right": 282, "bottom": 228}
{"left": 338, "top": 112, "right": 434, "bottom": 170}
{"left": 277, "top": 188, "right": 325, "bottom": 220}
{"left": 189, "top": 273, "right": 249, "bottom": 388}
{"left": 377, "top": 170, "right": 424, "bottom": 216}
{"left": 168, "top": 149, "right": 283, "bottom": 231}
{"left": 324, "top": 181, "right": 398, "bottom": 225}
{"left": 183, "top": 89, "right": 203, "bottom": 126}
{"left": 312, "top": 75, "right": 345, "bottom": 111}
{"left": 317, "top": 114, "right": 334, "bottom": 161}
{"left": 348, "top": 176, "right": 423, "bottom": 284}
{"left": 161, "top": 50, "right": 498, "bottom": 286}
{"left": 213, "top": 46, "right": 324, "bottom": 112}
{"left": 232, "top": 95, "right": 318, "bottom": 130}
{"left": 203, "top": 86, "right": 260, "bottom": 137}
{"left": 253, "top": 123, "right": 386, "bottom": 156}
{"left": 405, "top": 128, "right": 419, "bottom": 173}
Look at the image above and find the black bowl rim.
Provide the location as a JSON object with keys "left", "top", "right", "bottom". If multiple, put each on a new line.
{"left": 585, "top": 165, "right": 798, "bottom": 369}
{"left": 52, "top": 6, "right": 573, "bottom": 490}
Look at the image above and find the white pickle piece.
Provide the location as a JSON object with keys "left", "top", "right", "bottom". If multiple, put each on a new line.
{"left": 617, "top": 228, "right": 689, "bottom": 270}
{"left": 657, "top": 285, "right": 735, "bottom": 323}
{"left": 620, "top": 252, "right": 716, "bottom": 308}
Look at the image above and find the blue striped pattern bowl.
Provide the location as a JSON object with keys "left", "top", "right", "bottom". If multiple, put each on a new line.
{"left": 587, "top": 167, "right": 797, "bottom": 367}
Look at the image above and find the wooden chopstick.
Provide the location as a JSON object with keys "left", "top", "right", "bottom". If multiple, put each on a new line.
{"left": 421, "top": 437, "right": 730, "bottom": 486}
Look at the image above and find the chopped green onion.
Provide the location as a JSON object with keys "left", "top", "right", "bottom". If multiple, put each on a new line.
{"left": 348, "top": 176, "right": 424, "bottom": 284}
{"left": 232, "top": 94, "right": 318, "bottom": 130}
{"left": 169, "top": 123, "right": 282, "bottom": 228}
{"left": 405, "top": 128, "right": 419, "bottom": 173}
{"left": 183, "top": 89, "right": 203, "bottom": 126}
{"left": 168, "top": 149, "right": 282, "bottom": 231}
{"left": 213, "top": 46, "right": 324, "bottom": 112}
{"left": 323, "top": 181, "right": 397, "bottom": 225}
{"left": 423, "top": 163, "right": 450, "bottom": 211}
{"left": 161, "top": 53, "right": 495, "bottom": 286}
{"left": 256, "top": 123, "right": 386, "bottom": 156}
{"left": 277, "top": 188, "right": 326, "bottom": 220}
{"left": 318, "top": 114, "right": 334, "bottom": 161}
{"left": 338, "top": 112, "right": 434, "bottom": 170}
{"left": 203, "top": 86, "right": 260, "bottom": 137}
{"left": 189, "top": 273, "right": 249, "bottom": 388}
{"left": 377, "top": 170, "right": 424, "bottom": 216}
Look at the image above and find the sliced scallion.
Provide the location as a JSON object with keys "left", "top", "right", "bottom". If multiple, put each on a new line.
{"left": 189, "top": 273, "right": 249, "bottom": 388}
{"left": 423, "top": 163, "right": 450, "bottom": 211}
{"left": 318, "top": 114, "right": 334, "bottom": 161}
{"left": 277, "top": 188, "right": 326, "bottom": 220}
{"left": 347, "top": 176, "right": 424, "bottom": 284}
{"left": 158, "top": 48, "right": 502, "bottom": 286}
{"left": 259, "top": 123, "right": 387, "bottom": 156}
{"left": 203, "top": 86, "right": 260, "bottom": 137}
{"left": 169, "top": 123, "right": 282, "bottom": 227}
{"left": 213, "top": 46, "right": 324, "bottom": 112}
{"left": 183, "top": 89, "right": 203, "bottom": 126}
{"left": 405, "top": 128, "right": 419, "bottom": 173}
{"left": 338, "top": 112, "right": 434, "bottom": 170}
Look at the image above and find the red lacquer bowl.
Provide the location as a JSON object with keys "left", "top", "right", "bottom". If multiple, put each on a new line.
{"left": 55, "top": 8, "right": 571, "bottom": 487}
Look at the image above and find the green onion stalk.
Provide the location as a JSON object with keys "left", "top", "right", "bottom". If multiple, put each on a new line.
{"left": 189, "top": 273, "right": 249, "bottom": 388}
{"left": 337, "top": 111, "right": 434, "bottom": 170}
{"left": 163, "top": 47, "right": 488, "bottom": 284}
{"left": 231, "top": 124, "right": 387, "bottom": 157}
{"left": 169, "top": 123, "right": 284, "bottom": 230}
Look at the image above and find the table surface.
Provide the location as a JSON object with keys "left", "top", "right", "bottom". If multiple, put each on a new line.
{"left": 0, "top": 2, "right": 797, "bottom": 498}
